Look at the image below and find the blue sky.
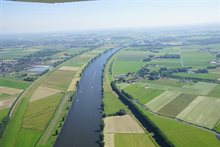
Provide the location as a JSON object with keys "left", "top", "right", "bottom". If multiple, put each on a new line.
{"left": 0, "top": 0, "right": 220, "bottom": 34}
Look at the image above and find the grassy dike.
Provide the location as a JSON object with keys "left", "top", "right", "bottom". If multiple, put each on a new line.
{"left": 0, "top": 44, "right": 115, "bottom": 147}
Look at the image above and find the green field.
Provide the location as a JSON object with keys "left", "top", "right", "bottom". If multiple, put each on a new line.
{"left": 22, "top": 92, "right": 62, "bottom": 131}
{"left": 124, "top": 84, "right": 164, "bottom": 104}
{"left": 192, "top": 82, "right": 217, "bottom": 95}
{"left": 208, "top": 85, "right": 220, "bottom": 98}
{"left": 0, "top": 77, "right": 30, "bottom": 89}
{"left": 143, "top": 78, "right": 186, "bottom": 87}
{"left": 181, "top": 50, "right": 214, "bottom": 68}
{"left": 103, "top": 58, "right": 127, "bottom": 115}
{"left": 113, "top": 50, "right": 146, "bottom": 75}
{"left": 157, "top": 94, "right": 197, "bottom": 117}
{"left": 0, "top": 108, "right": 9, "bottom": 121}
{"left": 111, "top": 40, "right": 220, "bottom": 146}
{"left": 115, "top": 133, "right": 156, "bottom": 147}
{"left": 150, "top": 58, "right": 182, "bottom": 68}
{"left": 137, "top": 104, "right": 220, "bottom": 147}
{"left": 173, "top": 72, "right": 220, "bottom": 80}
{"left": 176, "top": 96, "right": 220, "bottom": 129}
{"left": 145, "top": 91, "right": 181, "bottom": 112}
{"left": 214, "top": 121, "right": 220, "bottom": 133}
{"left": 15, "top": 128, "right": 41, "bottom": 147}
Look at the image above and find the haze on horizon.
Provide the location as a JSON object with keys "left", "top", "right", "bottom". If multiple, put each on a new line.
{"left": 0, "top": 0, "right": 220, "bottom": 34}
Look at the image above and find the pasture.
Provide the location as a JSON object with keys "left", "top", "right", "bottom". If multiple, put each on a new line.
{"left": 173, "top": 72, "right": 220, "bottom": 80}
{"left": 176, "top": 96, "right": 220, "bottom": 129}
{"left": 181, "top": 50, "right": 214, "bottom": 68}
{"left": 208, "top": 84, "right": 220, "bottom": 98}
{"left": 103, "top": 58, "right": 127, "bottom": 115}
{"left": 113, "top": 49, "right": 146, "bottom": 75}
{"left": 145, "top": 91, "right": 181, "bottom": 112}
{"left": 136, "top": 104, "right": 220, "bottom": 147}
{"left": 0, "top": 108, "right": 9, "bottom": 121}
{"left": 124, "top": 84, "right": 164, "bottom": 104}
{"left": 23, "top": 92, "right": 63, "bottom": 131}
{"left": 110, "top": 34, "right": 220, "bottom": 146}
{"left": 150, "top": 58, "right": 182, "bottom": 68}
{"left": 115, "top": 134, "right": 156, "bottom": 147}
{"left": 0, "top": 77, "right": 29, "bottom": 89}
{"left": 192, "top": 82, "right": 217, "bottom": 95}
{"left": 157, "top": 94, "right": 197, "bottom": 117}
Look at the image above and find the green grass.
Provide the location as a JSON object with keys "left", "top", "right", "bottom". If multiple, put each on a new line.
{"left": 143, "top": 78, "right": 185, "bottom": 87}
{"left": 124, "top": 84, "right": 164, "bottom": 104}
{"left": 173, "top": 72, "right": 220, "bottom": 80}
{"left": 157, "top": 94, "right": 197, "bottom": 117}
{"left": 181, "top": 50, "right": 214, "bottom": 68}
{"left": 0, "top": 96, "right": 30, "bottom": 147}
{"left": 15, "top": 128, "right": 41, "bottom": 147}
{"left": 0, "top": 49, "right": 37, "bottom": 60}
{"left": 22, "top": 93, "right": 63, "bottom": 131}
{"left": 103, "top": 59, "right": 127, "bottom": 115}
{"left": 149, "top": 58, "right": 182, "bottom": 68}
{"left": 137, "top": 104, "right": 220, "bottom": 147}
{"left": 145, "top": 91, "right": 181, "bottom": 112}
{"left": 0, "top": 108, "right": 9, "bottom": 121}
{"left": 214, "top": 120, "right": 220, "bottom": 133}
{"left": 113, "top": 61, "right": 145, "bottom": 75}
{"left": 176, "top": 96, "right": 220, "bottom": 129}
{"left": 113, "top": 50, "right": 146, "bottom": 75}
{"left": 115, "top": 133, "right": 156, "bottom": 147}
{"left": 208, "top": 85, "right": 220, "bottom": 98}
{"left": 192, "top": 82, "right": 217, "bottom": 95}
{"left": 0, "top": 77, "right": 30, "bottom": 89}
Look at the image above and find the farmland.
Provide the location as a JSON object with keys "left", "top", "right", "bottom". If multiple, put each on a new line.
{"left": 109, "top": 29, "right": 220, "bottom": 146}
{"left": 0, "top": 39, "right": 115, "bottom": 147}
{"left": 103, "top": 54, "right": 157, "bottom": 147}
{"left": 103, "top": 115, "right": 156, "bottom": 147}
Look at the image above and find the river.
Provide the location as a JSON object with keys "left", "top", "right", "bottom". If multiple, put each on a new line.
{"left": 54, "top": 46, "right": 122, "bottom": 147}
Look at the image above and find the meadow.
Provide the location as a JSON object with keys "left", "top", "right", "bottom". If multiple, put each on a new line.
{"left": 113, "top": 49, "right": 146, "bottom": 75}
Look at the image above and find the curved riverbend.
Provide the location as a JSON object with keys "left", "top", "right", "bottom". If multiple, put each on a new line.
{"left": 54, "top": 46, "right": 123, "bottom": 147}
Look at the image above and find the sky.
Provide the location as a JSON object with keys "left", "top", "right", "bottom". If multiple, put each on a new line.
{"left": 0, "top": 0, "right": 220, "bottom": 34}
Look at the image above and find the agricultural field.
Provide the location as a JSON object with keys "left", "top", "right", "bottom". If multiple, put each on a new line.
{"left": 124, "top": 84, "right": 164, "bottom": 104}
{"left": 111, "top": 31, "right": 220, "bottom": 146}
{"left": 104, "top": 115, "right": 156, "bottom": 147}
{"left": 113, "top": 49, "right": 146, "bottom": 75}
{"left": 0, "top": 77, "right": 30, "bottom": 125}
{"left": 115, "top": 134, "right": 156, "bottom": 147}
{"left": 0, "top": 43, "right": 113, "bottom": 147}
{"left": 103, "top": 56, "right": 156, "bottom": 147}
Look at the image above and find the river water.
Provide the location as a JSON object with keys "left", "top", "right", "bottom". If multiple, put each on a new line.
{"left": 54, "top": 47, "right": 122, "bottom": 147}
